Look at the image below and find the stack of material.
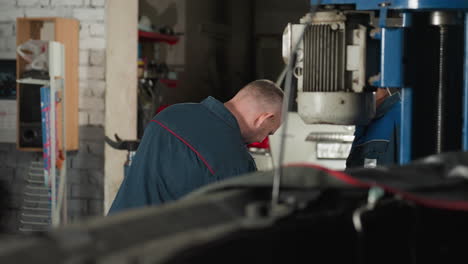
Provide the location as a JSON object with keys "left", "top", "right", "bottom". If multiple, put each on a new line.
{"left": 19, "top": 161, "right": 51, "bottom": 232}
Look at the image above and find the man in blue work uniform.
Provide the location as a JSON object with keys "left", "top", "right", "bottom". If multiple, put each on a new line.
{"left": 109, "top": 80, "right": 284, "bottom": 213}
{"left": 346, "top": 88, "right": 401, "bottom": 168}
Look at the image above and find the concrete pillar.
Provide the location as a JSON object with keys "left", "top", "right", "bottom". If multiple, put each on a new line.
{"left": 104, "top": 0, "right": 138, "bottom": 212}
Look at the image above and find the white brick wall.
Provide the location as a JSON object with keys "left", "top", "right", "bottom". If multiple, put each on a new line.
{"left": 17, "top": 0, "right": 50, "bottom": 7}
{"left": 50, "top": 0, "right": 85, "bottom": 7}
{"left": 0, "top": 1, "right": 17, "bottom": 8}
{"left": 0, "top": 24, "right": 14, "bottom": 37}
{"left": 0, "top": 0, "right": 108, "bottom": 126}
{"left": 79, "top": 65, "right": 105, "bottom": 80}
{"left": 79, "top": 83, "right": 93, "bottom": 97}
{"left": 0, "top": 51, "right": 16, "bottom": 59}
{"left": 24, "top": 8, "right": 60, "bottom": 17}
{"left": 0, "top": 39, "right": 7, "bottom": 52}
{"left": 88, "top": 80, "right": 106, "bottom": 97}
{"left": 5, "top": 37, "right": 16, "bottom": 52}
{"left": 0, "top": 9, "right": 25, "bottom": 22}
{"left": 89, "top": 110, "right": 104, "bottom": 125}
{"left": 79, "top": 22, "right": 91, "bottom": 39}
{"left": 91, "top": 0, "right": 105, "bottom": 7}
{"left": 89, "top": 49, "right": 105, "bottom": 66}
{"left": 80, "top": 80, "right": 105, "bottom": 96}
{"left": 73, "top": 8, "right": 105, "bottom": 21}
{"left": 0, "top": 22, "right": 18, "bottom": 58}
{"left": 0, "top": 18, "right": 16, "bottom": 59}
{"left": 79, "top": 66, "right": 89, "bottom": 80}
{"left": 0, "top": 36, "right": 7, "bottom": 49}
{"left": 87, "top": 66, "right": 105, "bottom": 80}
{"left": 79, "top": 111, "right": 89, "bottom": 125}
{"left": 80, "top": 37, "right": 105, "bottom": 49}
{"left": 89, "top": 23, "right": 104, "bottom": 36}
{"left": 79, "top": 97, "right": 105, "bottom": 111}
{"left": 79, "top": 49, "right": 89, "bottom": 65}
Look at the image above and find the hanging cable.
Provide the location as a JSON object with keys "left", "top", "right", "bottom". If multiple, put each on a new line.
{"left": 271, "top": 0, "right": 322, "bottom": 211}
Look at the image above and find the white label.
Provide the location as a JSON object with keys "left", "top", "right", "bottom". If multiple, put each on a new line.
{"left": 364, "top": 158, "right": 377, "bottom": 168}
{"left": 316, "top": 142, "right": 352, "bottom": 159}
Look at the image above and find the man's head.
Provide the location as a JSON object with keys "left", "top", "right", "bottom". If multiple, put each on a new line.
{"left": 225, "top": 79, "right": 284, "bottom": 144}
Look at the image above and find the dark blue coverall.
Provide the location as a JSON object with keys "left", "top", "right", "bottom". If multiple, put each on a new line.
{"left": 346, "top": 93, "right": 401, "bottom": 168}
{"left": 109, "top": 97, "right": 257, "bottom": 213}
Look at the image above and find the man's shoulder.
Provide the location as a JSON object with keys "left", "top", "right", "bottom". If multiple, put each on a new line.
{"left": 163, "top": 102, "right": 202, "bottom": 112}
{"left": 156, "top": 102, "right": 206, "bottom": 120}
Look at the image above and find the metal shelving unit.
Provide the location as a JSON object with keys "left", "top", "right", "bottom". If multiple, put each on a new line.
{"left": 17, "top": 41, "right": 68, "bottom": 230}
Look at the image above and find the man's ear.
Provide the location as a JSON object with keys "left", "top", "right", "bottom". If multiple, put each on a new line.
{"left": 253, "top": 112, "right": 274, "bottom": 128}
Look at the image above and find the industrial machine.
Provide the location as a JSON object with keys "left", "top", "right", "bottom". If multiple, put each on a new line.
{"left": 281, "top": 0, "right": 468, "bottom": 164}
{"left": 269, "top": 113, "right": 355, "bottom": 170}
{"left": 3, "top": 1, "right": 468, "bottom": 263}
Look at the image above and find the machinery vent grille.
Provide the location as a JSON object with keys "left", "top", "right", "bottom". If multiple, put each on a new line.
{"left": 304, "top": 24, "right": 346, "bottom": 92}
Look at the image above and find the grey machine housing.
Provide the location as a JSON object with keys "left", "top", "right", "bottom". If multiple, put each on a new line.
{"left": 283, "top": 10, "right": 376, "bottom": 125}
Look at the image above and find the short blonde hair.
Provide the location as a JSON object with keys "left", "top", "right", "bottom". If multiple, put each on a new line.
{"left": 241, "top": 79, "right": 284, "bottom": 110}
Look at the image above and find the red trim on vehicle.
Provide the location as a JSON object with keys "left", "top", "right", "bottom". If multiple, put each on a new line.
{"left": 151, "top": 120, "right": 215, "bottom": 175}
{"left": 286, "top": 163, "right": 468, "bottom": 211}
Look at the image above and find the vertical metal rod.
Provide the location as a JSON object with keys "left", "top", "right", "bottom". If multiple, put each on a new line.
{"left": 341, "top": 27, "right": 346, "bottom": 90}
{"left": 322, "top": 25, "right": 326, "bottom": 91}
{"left": 436, "top": 26, "right": 448, "bottom": 154}
{"left": 322, "top": 26, "right": 326, "bottom": 91}
{"left": 324, "top": 26, "right": 329, "bottom": 91}
{"left": 330, "top": 29, "right": 334, "bottom": 91}
{"left": 334, "top": 29, "right": 338, "bottom": 91}
{"left": 317, "top": 26, "right": 320, "bottom": 90}
{"left": 400, "top": 87, "right": 413, "bottom": 164}
{"left": 326, "top": 25, "right": 333, "bottom": 92}
{"left": 317, "top": 25, "right": 322, "bottom": 91}
{"left": 313, "top": 26, "right": 316, "bottom": 91}
{"left": 330, "top": 25, "right": 333, "bottom": 91}
{"left": 400, "top": 12, "right": 412, "bottom": 165}
{"left": 304, "top": 28, "right": 308, "bottom": 91}
{"left": 311, "top": 26, "right": 314, "bottom": 91}
{"left": 323, "top": 25, "right": 326, "bottom": 91}
{"left": 307, "top": 27, "right": 312, "bottom": 91}
{"left": 307, "top": 26, "right": 311, "bottom": 91}
{"left": 313, "top": 26, "right": 318, "bottom": 90}
{"left": 463, "top": 12, "right": 468, "bottom": 150}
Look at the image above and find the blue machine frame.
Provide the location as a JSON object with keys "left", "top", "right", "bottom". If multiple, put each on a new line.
{"left": 309, "top": 0, "right": 468, "bottom": 164}
{"left": 311, "top": 0, "right": 468, "bottom": 10}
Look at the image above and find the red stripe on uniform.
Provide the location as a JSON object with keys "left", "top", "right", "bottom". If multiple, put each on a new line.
{"left": 286, "top": 163, "right": 468, "bottom": 211}
{"left": 151, "top": 120, "right": 215, "bottom": 175}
